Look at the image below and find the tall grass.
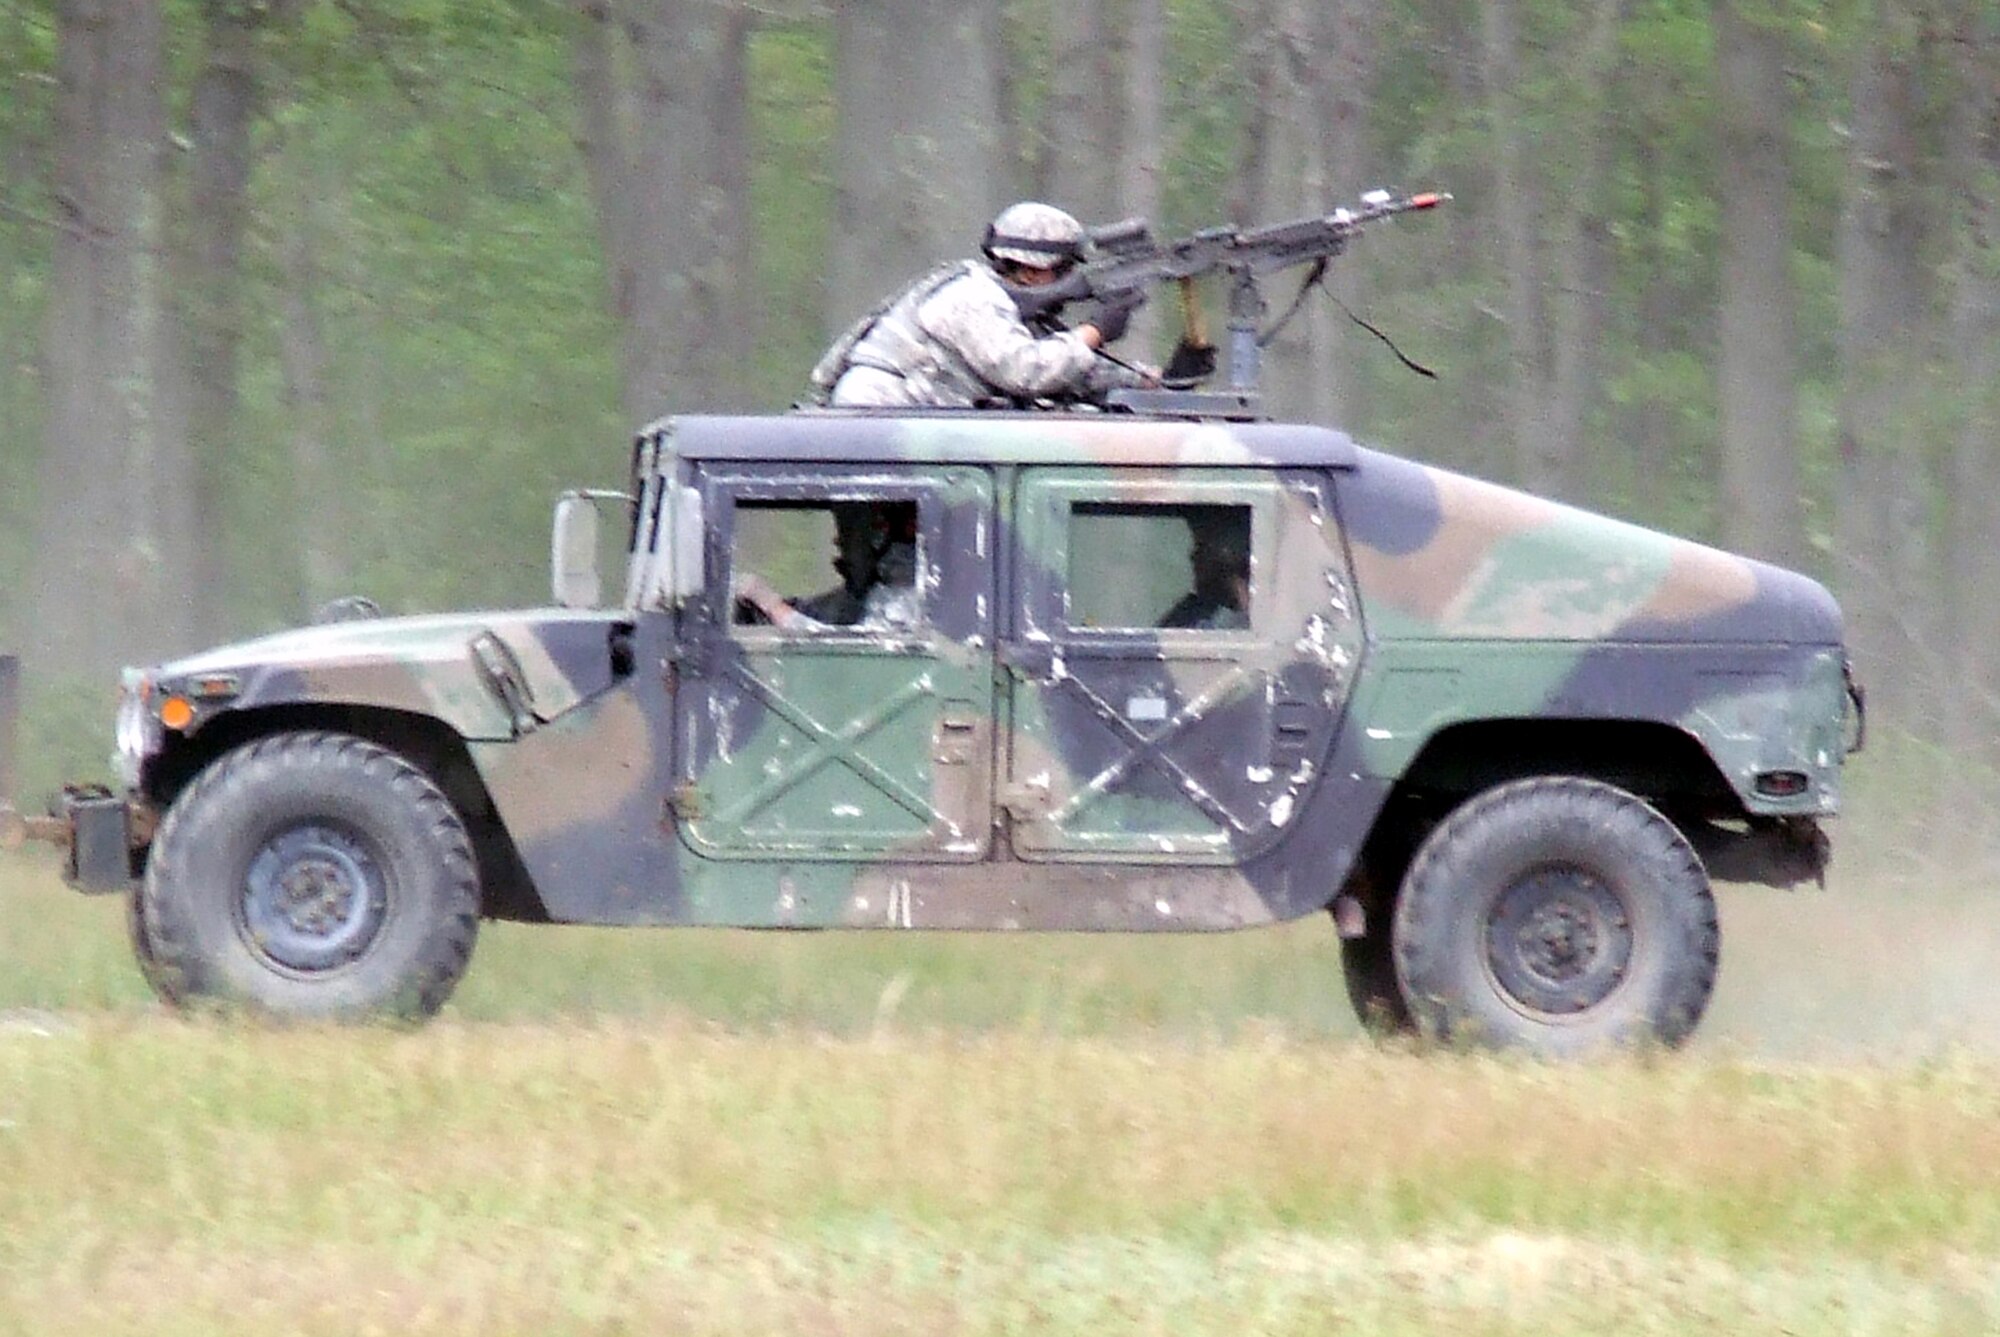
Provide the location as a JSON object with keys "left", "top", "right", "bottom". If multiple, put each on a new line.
{"left": 6, "top": 848, "right": 2000, "bottom": 1334}
{"left": 3, "top": 1017, "right": 1999, "bottom": 1334}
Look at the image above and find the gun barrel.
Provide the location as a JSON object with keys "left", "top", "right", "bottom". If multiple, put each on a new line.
{"left": 1071, "top": 190, "right": 1447, "bottom": 309}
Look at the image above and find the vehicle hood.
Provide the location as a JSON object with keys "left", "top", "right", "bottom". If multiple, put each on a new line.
{"left": 152, "top": 608, "right": 629, "bottom": 742}
{"left": 1340, "top": 449, "right": 1843, "bottom": 645}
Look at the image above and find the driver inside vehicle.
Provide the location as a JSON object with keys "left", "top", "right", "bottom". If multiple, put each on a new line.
{"left": 733, "top": 501, "right": 920, "bottom": 631}
{"left": 1157, "top": 508, "right": 1250, "bottom": 631}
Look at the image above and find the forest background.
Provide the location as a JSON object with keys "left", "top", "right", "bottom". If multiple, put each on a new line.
{"left": 0, "top": 0, "right": 1994, "bottom": 873}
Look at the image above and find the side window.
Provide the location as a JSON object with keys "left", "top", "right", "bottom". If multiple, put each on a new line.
{"left": 1067, "top": 501, "right": 1254, "bottom": 632}
{"left": 730, "top": 498, "right": 922, "bottom": 631}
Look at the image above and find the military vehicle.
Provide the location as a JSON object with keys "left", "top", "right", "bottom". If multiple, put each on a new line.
{"left": 0, "top": 406, "right": 1860, "bottom": 1054}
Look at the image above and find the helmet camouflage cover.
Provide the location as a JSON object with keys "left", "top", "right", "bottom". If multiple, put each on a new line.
{"left": 983, "top": 201, "right": 1086, "bottom": 271}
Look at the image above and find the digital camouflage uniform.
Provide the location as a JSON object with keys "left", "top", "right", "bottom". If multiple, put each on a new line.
{"left": 785, "top": 540, "right": 920, "bottom": 632}
{"left": 828, "top": 262, "right": 1141, "bottom": 408}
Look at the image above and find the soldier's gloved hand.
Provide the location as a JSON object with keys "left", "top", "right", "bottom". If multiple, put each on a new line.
{"left": 1162, "top": 339, "right": 1218, "bottom": 386}
{"left": 1087, "top": 289, "right": 1146, "bottom": 344}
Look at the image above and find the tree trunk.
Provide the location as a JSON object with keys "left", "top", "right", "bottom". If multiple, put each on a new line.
{"left": 572, "top": 0, "right": 632, "bottom": 339}
{"left": 1040, "top": 0, "right": 1120, "bottom": 221}
{"left": 35, "top": 0, "right": 194, "bottom": 672}
{"left": 1310, "top": 0, "right": 1382, "bottom": 430}
{"left": 1713, "top": 0, "right": 1804, "bottom": 568}
{"left": 1543, "top": 0, "right": 1625, "bottom": 508}
{"left": 33, "top": 0, "right": 113, "bottom": 672}
{"left": 703, "top": 8, "right": 756, "bottom": 398}
{"left": 1479, "top": 0, "right": 1554, "bottom": 492}
{"left": 276, "top": 129, "right": 342, "bottom": 613}
{"left": 1834, "top": 10, "right": 1935, "bottom": 737}
{"left": 1237, "top": 0, "right": 1332, "bottom": 422}
{"left": 1120, "top": 0, "right": 1166, "bottom": 355}
{"left": 109, "top": 0, "right": 195, "bottom": 657}
{"left": 573, "top": 0, "right": 758, "bottom": 423}
{"left": 1624, "top": 131, "right": 1678, "bottom": 521}
{"left": 1480, "top": 0, "right": 1623, "bottom": 502}
{"left": 0, "top": 4, "right": 35, "bottom": 476}
{"left": 1943, "top": 0, "right": 2000, "bottom": 766}
{"left": 182, "top": 0, "right": 264, "bottom": 642}
{"left": 828, "top": 0, "right": 1005, "bottom": 331}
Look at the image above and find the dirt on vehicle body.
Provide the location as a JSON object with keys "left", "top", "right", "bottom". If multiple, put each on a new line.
{"left": 0, "top": 409, "right": 1860, "bottom": 1055}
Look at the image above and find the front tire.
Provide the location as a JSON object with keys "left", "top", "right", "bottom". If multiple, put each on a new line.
{"left": 1392, "top": 776, "right": 1717, "bottom": 1055}
{"left": 137, "top": 731, "right": 480, "bottom": 1020}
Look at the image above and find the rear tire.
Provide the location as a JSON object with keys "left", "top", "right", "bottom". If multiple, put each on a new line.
{"left": 136, "top": 731, "right": 479, "bottom": 1021}
{"left": 1392, "top": 776, "right": 1717, "bottom": 1056}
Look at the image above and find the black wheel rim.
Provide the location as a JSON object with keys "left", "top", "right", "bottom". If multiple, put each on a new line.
{"left": 1483, "top": 864, "right": 1634, "bottom": 1018}
{"left": 240, "top": 821, "right": 390, "bottom": 974}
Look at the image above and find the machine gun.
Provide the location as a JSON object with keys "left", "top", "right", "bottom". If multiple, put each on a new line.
{"left": 1031, "top": 188, "right": 1448, "bottom": 418}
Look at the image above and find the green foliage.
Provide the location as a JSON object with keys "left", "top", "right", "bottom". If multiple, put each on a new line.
{"left": 12, "top": 671, "right": 117, "bottom": 796}
{"left": 746, "top": 22, "right": 835, "bottom": 404}
{"left": 0, "top": 0, "right": 1993, "bottom": 792}
{"left": 5, "top": 839, "right": 2000, "bottom": 1330}
{"left": 0, "top": 4, "right": 56, "bottom": 652}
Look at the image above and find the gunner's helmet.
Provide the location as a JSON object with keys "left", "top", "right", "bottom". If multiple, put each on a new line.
{"left": 982, "top": 202, "right": 1087, "bottom": 273}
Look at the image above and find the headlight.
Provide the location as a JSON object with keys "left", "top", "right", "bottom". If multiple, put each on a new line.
{"left": 113, "top": 670, "right": 160, "bottom": 788}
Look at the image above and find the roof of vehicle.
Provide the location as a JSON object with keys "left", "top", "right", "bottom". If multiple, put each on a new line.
{"left": 662, "top": 411, "right": 1361, "bottom": 470}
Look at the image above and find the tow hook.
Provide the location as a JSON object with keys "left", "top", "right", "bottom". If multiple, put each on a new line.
{"left": 0, "top": 787, "right": 145, "bottom": 894}
{"left": 0, "top": 803, "right": 68, "bottom": 852}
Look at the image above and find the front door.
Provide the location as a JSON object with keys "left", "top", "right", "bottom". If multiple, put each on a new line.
{"left": 1002, "top": 467, "right": 1357, "bottom": 863}
{"left": 673, "top": 465, "right": 995, "bottom": 861}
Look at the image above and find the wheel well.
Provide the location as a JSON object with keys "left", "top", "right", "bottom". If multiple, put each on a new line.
{"left": 1343, "top": 718, "right": 1742, "bottom": 914}
{"left": 143, "top": 704, "right": 548, "bottom": 923}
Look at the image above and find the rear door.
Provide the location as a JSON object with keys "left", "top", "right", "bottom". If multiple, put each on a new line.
{"left": 1002, "top": 467, "right": 1357, "bottom": 862}
{"left": 673, "top": 464, "right": 995, "bottom": 861}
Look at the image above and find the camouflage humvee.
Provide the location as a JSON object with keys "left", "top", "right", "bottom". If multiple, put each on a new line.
{"left": 0, "top": 410, "right": 1860, "bottom": 1054}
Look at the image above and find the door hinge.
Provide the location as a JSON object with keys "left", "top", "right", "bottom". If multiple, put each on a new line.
{"left": 998, "top": 779, "right": 1050, "bottom": 818}
{"left": 665, "top": 782, "right": 703, "bottom": 824}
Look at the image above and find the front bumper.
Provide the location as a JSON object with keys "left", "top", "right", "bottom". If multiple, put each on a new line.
{"left": 0, "top": 787, "right": 149, "bottom": 894}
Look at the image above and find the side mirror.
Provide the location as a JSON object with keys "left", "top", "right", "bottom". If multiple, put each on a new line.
{"left": 551, "top": 493, "right": 603, "bottom": 608}
{"left": 667, "top": 483, "right": 706, "bottom": 603}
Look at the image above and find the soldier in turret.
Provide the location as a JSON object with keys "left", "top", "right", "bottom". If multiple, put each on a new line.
{"left": 811, "top": 202, "right": 1151, "bottom": 409}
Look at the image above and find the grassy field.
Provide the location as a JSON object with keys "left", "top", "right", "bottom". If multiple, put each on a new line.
{"left": 4, "top": 850, "right": 2000, "bottom": 1334}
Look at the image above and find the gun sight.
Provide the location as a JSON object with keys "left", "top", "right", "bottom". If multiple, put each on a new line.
{"left": 1088, "top": 217, "right": 1154, "bottom": 258}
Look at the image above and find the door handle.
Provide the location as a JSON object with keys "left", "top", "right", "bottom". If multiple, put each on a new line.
{"left": 935, "top": 707, "right": 980, "bottom": 765}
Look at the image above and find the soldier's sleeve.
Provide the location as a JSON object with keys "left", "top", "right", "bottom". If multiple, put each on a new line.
{"left": 920, "top": 278, "right": 1101, "bottom": 398}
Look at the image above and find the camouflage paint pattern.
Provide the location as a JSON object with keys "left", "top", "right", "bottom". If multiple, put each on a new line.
{"left": 1337, "top": 450, "right": 1845, "bottom": 817}
{"left": 153, "top": 610, "right": 629, "bottom": 742}
{"left": 114, "top": 412, "right": 1850, "bottom": 930}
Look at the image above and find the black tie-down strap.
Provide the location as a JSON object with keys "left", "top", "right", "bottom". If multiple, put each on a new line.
{"left": 1258, "top": 258, "right": 1438, "bottom": 380}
